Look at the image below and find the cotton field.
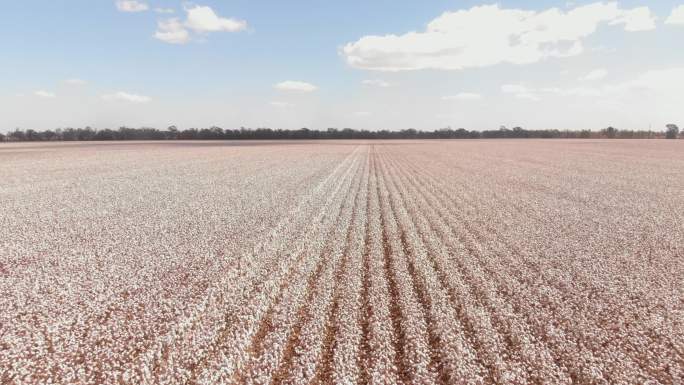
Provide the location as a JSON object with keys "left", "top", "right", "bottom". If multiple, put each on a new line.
{"left": 1, "top": 140, "right": 682, "bottom": 385}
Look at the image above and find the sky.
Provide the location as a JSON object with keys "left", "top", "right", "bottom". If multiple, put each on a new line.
{"left": 1, "top": 0, "right": 684, "bottom": 132}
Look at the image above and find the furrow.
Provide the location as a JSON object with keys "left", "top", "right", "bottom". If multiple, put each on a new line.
{"left": 376, "top": 150, "right": 491, "bottom": 384}
{"left": 361, "top": 146, "right": 400, "bottom": 385}
{"left": 435, "top": 162, "right": 677, "bottom": 383}
{"left": 235, "top": 148, "right": 370, "bottom": 385}
{"left": 358, "top": 147, "right": 374, "bottom": 385}
{"left": 276, "top": 147, "right": 367, "bottom": 385}
{"left": 380, "top": 150, "right": 566, "bottom": 384}
{"left": 387, "top": 149, "right": 618, "bottom": 383}
{"left": 404, "top": 147, "right": 674, "bottom": 382}
{"left": 328, "top": 146, "right": 371, "bottom": 385}
{"left": 235, "top": 217, "right": 332, "bottom": 385}
{"left": 385, "top": 150, "right": 582, "bottom": 380}
{"left": 374, "top": 147, "right": 439, "bottom": 385}
{"left": 125, "top": 146, "right": 364, "bottom": 384}
{"left": 64, "top": 150, "right": 335, "bottom": 383}
{"left": 190, "top": 147, "right": 366, "bottom": 384}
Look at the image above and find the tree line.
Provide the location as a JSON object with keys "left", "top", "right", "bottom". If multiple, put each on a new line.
{"left": 0, "top": 125, "right": 680, "bottom": 142}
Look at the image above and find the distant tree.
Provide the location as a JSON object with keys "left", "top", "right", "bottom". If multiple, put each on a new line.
{"left": 62, "top": 128, "right": 78, "bottom": 141}
{"left": 166, "top": 126, "right": 179, "bottom": 140}
{"left": 512, "top": 126, "right": 528, "bottom": 138}
{"left": 0, "top": 126, "right": 677, "bottom": 141}
{"left": 618, "top": 130, "right": 634, "bottom": 139}
{"left": 25, "top": 129, "right": 40, "bottom": 141}
{"left": 179, "top": 128, "right": 198, "bottom": 140}
{"left": 436, "top": 127, "right": 454, "bottom": 139}
{"left": 94, "top": 129, "right": 116, "bottom": 141}
{"left": 77, "top": 127, "right": 96, "bottom": 141}
{"left": 402, "top": 128, "right": 418, "bottom": 138}
{"left": 666, "top": 124, "right": 679, "bottom": 139}
{"left": 603, "top": 126, "right": 618, "bottom": 139}
{"left": 42, "top": 130, "right": 57, "bottom": 141}
{"left": 9, "top": 129, "right": 26, "bottom": 141}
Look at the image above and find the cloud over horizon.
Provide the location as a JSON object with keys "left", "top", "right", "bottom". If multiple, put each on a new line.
{"left": 34, "top": 90, "right": 56, "bottom": 99}
{"left": 499, "top": 67, "right": 684, "bottom": 104}
{"left": 442, "top": 93, "right": 483, "bottom": 101}
{"left": 580, "top": 69, "right": 608, "bottom": 81}
{"left": 362, "top": 79, "right": 392, "bottom": 88}
{"left": 274, "top": 81, "right": 318, "bottom": 92}
{"left": 102, "top": 91, "right": 151, "bottom": 103}
{"left": 64, "top": 78, "right": 87, "bottom": 86}
{"left": 343, "top": 2, "right": 656, "bottom": 71}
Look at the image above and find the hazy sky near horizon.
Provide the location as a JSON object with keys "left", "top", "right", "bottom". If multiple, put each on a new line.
{"left": 2, "top": 0, "right": 684, "bottom": 132}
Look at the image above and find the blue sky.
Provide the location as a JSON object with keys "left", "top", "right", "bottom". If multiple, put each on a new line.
{"left": 2, "top": 1, "right": 684, "bottom": 131}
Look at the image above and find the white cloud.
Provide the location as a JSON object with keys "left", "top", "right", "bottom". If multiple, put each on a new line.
{"left": 34, "top": 90, "right": 56, "bottom": 99}
{"left": 503, "top": 68, "right": 684, "bottom": 102}
{"left": 610, "top": 7, "right": 656, "bottom": 31}
{"left": 185, "top": 5, "right": 247, "bottom": 33}
{"left": 442, "top": 92, "right": 483, "bottom": 101}
{"left": 552, "top": 67, "right": 684, "bottom": 100}
{"left": 270, "top": 101, "right": 294, "bottom": 108}
{"left": 115, "top": 0, "right": 148, "bottom": 13}
{"left": 546, "top": 86, "right": 603, "bottom": 97}
{"left": 590, "top": 45, "right": 618, "bottom": 53}
{"left": 504, "top": 83, "right": 600, "bottom": 98}
{"left": 155, "top": 6, "right": 246, "bottom": 44}
{"left": 155, "top": 18, "right": 190, "bottom": 44}
{"left": 342, "top": 2, "right": 657, "bottom": 71}
{"left": 102, "top": 91, "right": 151, "bottom": 103}
{"left": 64, "top": 78, "right": 87, "bottom": 86}
{"left": 501, "top": 84, "right": 529, "bottom": 94}
{"left": 274, "top": 81, "right": 318, "bottom": 92}
{"left": 514, "top": 92, "right": 541, "bottom": 101}
{"left": 608, "top": 67, "right": 684, "bottom": 96}
{"left": 501, "top": 84, "right": 540, "bottom": 101}
{"left": 154, "top": 8, "right": 175, "bottom": 14}
{"left": 580, "top": 68, "right": 608, "bottom": 81}
{"left": 362, "top": 79, "right": 392, "bottom": 87}
{"left": 665, "top": 5, "right": 684, "bottom": 25}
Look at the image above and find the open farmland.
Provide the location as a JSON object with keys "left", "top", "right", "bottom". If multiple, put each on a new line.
{"left": 1, "top": 140, "right": 683, "bottom": 384}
